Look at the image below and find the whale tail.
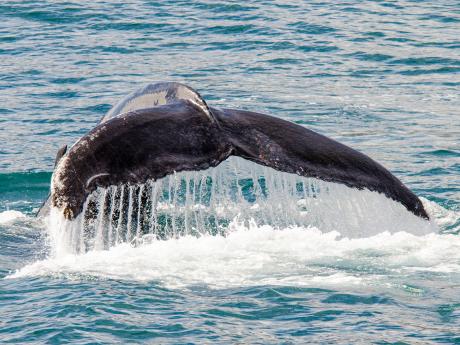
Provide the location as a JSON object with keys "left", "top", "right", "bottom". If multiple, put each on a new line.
{"left": 43, "top": 82, "right": 429, "bottom": 221}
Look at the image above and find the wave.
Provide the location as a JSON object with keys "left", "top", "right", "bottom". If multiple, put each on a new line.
{"left": 0, "top": 171, "right": 51, "bottom": 194}
{"left": 0, "top": 172, "right": 51, "bottom": 214}
{"left": 0, "top": 210, "right": 26, "bottom": 224}
{"left": 9, "top": 220, "right": 460, "bottom": 289}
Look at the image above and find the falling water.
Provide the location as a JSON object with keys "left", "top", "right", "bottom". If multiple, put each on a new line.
{"left": 47, "top": 157, "right": 436, "bottom": 255}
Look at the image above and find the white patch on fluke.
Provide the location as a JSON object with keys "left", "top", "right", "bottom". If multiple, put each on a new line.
{"left": 103, "top": 82, "right": 212, "bottom": 122}
{"left": 114, "top": 91, "right": 169, "bottom": 116}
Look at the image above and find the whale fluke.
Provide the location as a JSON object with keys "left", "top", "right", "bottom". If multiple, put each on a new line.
{"left": 213, "top": 108, "right": 428, "bottom": 220}
{"left": 45, "top": 82, "right": 429, "bottom": 220}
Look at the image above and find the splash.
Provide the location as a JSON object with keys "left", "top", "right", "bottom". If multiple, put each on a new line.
{"left": 0, "top": 210, "right": 26, "bottom": 225}
{"left": 10, "top": 220, "right": 460, "bottom": 289}
{"left": 44, "top": 157, "right": 437, "bottom": 257}
{"left": 8, "top": 157, "right": 460, "bottom": 288}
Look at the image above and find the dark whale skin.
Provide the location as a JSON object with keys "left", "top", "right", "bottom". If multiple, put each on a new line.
{"left": 50, "top": 102, "right": 231, "bottom": 219}
{"left": 213, "top": 108, "right": 428, "bottom": 220}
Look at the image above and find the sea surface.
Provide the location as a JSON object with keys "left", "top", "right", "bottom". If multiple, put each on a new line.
{"left": 1, "top": 1, "right": 460, "bottom": 344}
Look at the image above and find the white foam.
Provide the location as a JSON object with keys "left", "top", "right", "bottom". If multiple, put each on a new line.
{"left": 0, "top": 210, "right": 26, "bottom": 224}
{"left": 421, "top": 197, "right": 460, "bottom": 232}
{"left": 9, "top": 219, "right": 460, "bottom": 289}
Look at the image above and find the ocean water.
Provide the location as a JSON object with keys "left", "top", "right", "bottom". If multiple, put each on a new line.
{"left": 1, "top": 0, "right": 460, "bottom": 343}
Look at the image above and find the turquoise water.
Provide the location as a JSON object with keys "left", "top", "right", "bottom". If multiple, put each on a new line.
{"left": 1, "top": 1, "right": 460, "bottom": 343}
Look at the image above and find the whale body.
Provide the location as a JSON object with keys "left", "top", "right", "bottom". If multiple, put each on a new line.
{"left": 42, "top": 82, "right": 429, "bottom": 220}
